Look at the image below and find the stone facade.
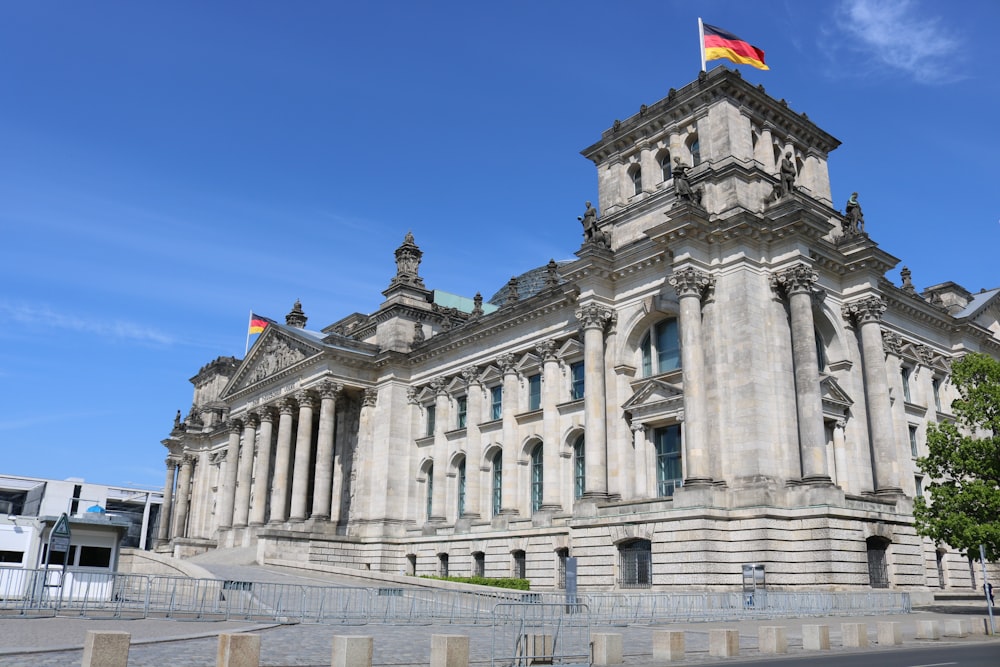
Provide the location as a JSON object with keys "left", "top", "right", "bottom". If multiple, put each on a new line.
{"left": 160, "top": 68, "right": 1000, "bottom": 592}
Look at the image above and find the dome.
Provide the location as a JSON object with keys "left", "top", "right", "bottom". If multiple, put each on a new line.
{"left": 487, "top": 260, "right": 572, "bottom": 307}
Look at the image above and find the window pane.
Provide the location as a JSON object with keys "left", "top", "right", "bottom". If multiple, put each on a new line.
{"left": 426, "top": 465, "right": 434, "bottom": 520}
{"left": 655, "top": 320, "right": 680, "bottom": 372}
{"left": 574, "top": 436, "right": 585, "bottom": 499}
{"left": 457, "top": 397, "right": 467, "bottom": 429}
{"left": 492, "top": 453, "right": 503, "bottom": 517}
{"left": 426, "top": 405, "right": 436, "bottom": 436}
{"left": 491, "top": 386, "right": 503, "bottom": 420}
{"left": 640, "top": 333, "right": 652, "bottom": 377}
{"left": 571, "top": 362, "right": 585, "bottom": 400}
{"left": 457, "top": 461, "right": 466, "bottom": 516}
{"left": 528, "top": 374, "right": 541, "bottom": 411}
{"left": 78, "top": 546, "right": 112, "bottom": 568}
{"left": 655, "top": 425, "right": 682, "bottom": 497}
{"left": 531, "top": 445, "right": 543, "bottom": 512}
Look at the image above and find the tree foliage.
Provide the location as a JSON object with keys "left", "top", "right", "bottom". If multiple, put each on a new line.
{"left": 914, "top": 352, "right": 1000, "bottom": 561}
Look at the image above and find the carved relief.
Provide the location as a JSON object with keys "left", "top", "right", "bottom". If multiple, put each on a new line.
{"left": 362, "top": 387, "right": 378, "bottom": 408}
{"left": 881, "top": 329, "right": 902, "bottom": 355}
{"left": 247, "top": 336, "right": 310, "bottom": 385}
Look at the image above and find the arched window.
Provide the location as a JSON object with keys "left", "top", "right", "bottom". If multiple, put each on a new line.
{"left": 573, "top": 435, "right": 585, "bottom": 499}
{"left": 473, "top": 551, "right": 485, "bottom": 577}
{"left": 512, "top": 549, "right": 526, "bottom": 579}
{"left": 654, "top": 425, "right": 682, "bottom": 497}
{"left": 866, "top": 536, "right": 890, "bottom": 589}
{"left": 618, "top": 539, "right": 652, "bottom": 588}
{"left": 530, "top": 443, "right": 543, "bottom": 512}
{"left": 491, "top": 451, "right": 502, "bottom": 517}
{"left": 815, "top": 328, "right": 827, "bottom": 372}
{"left": 688, "top": 137, "right": 701, "bottom": 166}
{"left": 640, "top": 319, "right": 680, "bottom": 377}
{"left": 629, "top": 165, "right": 642, "bottom": 195}
{"left": 425, "top": 464, "right": 434, "bottom": 521}
{"left": 659, "top": 150, "right": 672, "bottom": 182}
{"left": 457, "top": 459, "right": 466, "bottom": 517}
{"left": 438, "top": 552, "right": 449, "bottom": 577}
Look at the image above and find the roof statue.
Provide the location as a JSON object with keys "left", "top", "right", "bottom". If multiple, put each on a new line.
{"left": 578, "top": 201, "right": 611, "bottom": 250}
{"left": 672, "top": 157, "right": 703, "bottom": 207}
{"left": 843, "top": 192, "right": 866, "bottom": 237}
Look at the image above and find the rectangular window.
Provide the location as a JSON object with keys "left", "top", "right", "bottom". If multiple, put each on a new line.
{"left": 0, "top": 550, "right": 25, "bottom": 564}
{"left": 528, "top": 374, "right": 541, "bottom": 411}
{"left": 655, "top": 425, "right": 683, "bottom": 497}
{"left": 425, "top": 405, "right": 436, "bottom": 437}
{"left": 490, "top": 386, "right": 503, "bottom": 420}
{"left": 492, "top": 454, "right": 502, "bottom": 517}
{"left": 513, "top": 550, "right": 526, "bottom": 579}
{"left": 456, "top": 396, "right": 467, "bottom": 429}
{"left": 619, "top": 540, "right": 652, "bottom": 589}
{"left": 78, "top": 546, "right": 113, "bottom": 568}
{"left": 570, "top": 362, "right": 585, "bottom": 400}
{"left": 914, "top": 475, "right": 923, "bottom": 497}
{"left": 457, "top": 461, "right": 466, "bottom": 516}
{"left": 908, "top": 425, "right": 918, "bottom": 458}
{"left": 574, "top": 438, "right": 585, "bottom": 499}
{"left": 473, "top": 552, "right": 485, "bottom": 578}
{"left": 557, "top": 548, "right": 569, "bottom": 590}
{"left": 530, "top": 446, "right": 543, "bottom": 512}
{"left": 932, "top": 377, "right": 942, "bottom": 412}
{"left": 655, "top": 319, "right": 681, "bottom": 372}
{"left": 901, "top": 366, "right": 912, "bottom": 403}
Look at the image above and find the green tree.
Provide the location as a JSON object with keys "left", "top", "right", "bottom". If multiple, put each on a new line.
{"left": 914, "top": 352, "right": 1000, "bottom": 562}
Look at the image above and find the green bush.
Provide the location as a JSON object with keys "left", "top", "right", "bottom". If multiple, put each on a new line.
{"left": 419, "top": 575, "right": 530, "bottom": 590}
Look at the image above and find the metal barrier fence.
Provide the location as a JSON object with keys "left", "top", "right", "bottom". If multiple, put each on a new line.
{"left": 0, "top": 567, "right": 910, "bottom": 625}
{"left": 491, "top": 603, "right": 590, "bottom": 667}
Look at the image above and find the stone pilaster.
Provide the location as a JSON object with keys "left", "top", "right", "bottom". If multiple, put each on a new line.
{"left": 269, "top": 397, "right": 296, "bottom": 523}
{"left": 498, "top": 352, "right": 521, "bottom": 514}
{"left": 312, "top": 381, "right": 343, "bottom": 520}
{"left": 429, "top": 378, "right": 449, "bottom": 523}
{"left": 667, "top": 267, "right": 714, "bottom": 487}
{"left": 157, "top": 459, "right": 177, "bottom": 544}
{"left": 844, "top": 297, "right": 902, "bottom": 495}
{"left": 575, "top": 303, "right": 614, "bottom": 499}
{"left": 217, "top": 420, "right": 243, "bottom": 529}
{"left": 289, "top": 391, "right": 317, "bottom": 521}
{"left": 631, "top": 423, "right": 649, "bottom": 498}
{"left": 249, "top": 408, "right": 275, "bottom": 526}
{"left": 233, "top": 415, "right": 259, "bottom": 527}
{"left": 537, "top": 340, "right": 562, "bottom": 511}
{"left": 460, "top": 367, "right": 483, "bottom": 519}
{"left": 172, "top": 455, "right": 195, "bottom": 538}
{"left": 773, "top": 265, "right": 831, "bottom": 485}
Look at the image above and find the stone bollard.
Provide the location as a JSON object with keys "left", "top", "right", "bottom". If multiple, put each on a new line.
{"left": 332, "top": 636, "right": 373, "bottom": 667}
{"left": 916, "top": 620, "right": 940, "bottom": 640}
{"left": 802, "top": 624, "right": 830, "bottom": 651}
{"left": 841, "top": 623, "right": 869, "bottom": 648}
{"left": 708, "top": 629, "right": 739, "bottom": 657}
{"left": 652, "top": 630, "right": 685, "bottom": 661}
{"left": 591, "top": 633, "right": 623, "bottom": 665}
{"left": 877, "top": 621, "right": 902, "bottom": 645}
{"left": 431, "top": 634, "right": 469, "bottom": 667}
{"left": 217, "top": 633, "right": 260, "bottom": 667}
{"left": 517, "top": 634, "right": 554, "bottom": 665}
{"left": 943, "top": 619, "right": 968, "bottom": 638}
{"left": 758, "top": 626, "right": 787, "bottom": 654}
{"left": 81, "top": 631, "right": 130, "bottom": 667}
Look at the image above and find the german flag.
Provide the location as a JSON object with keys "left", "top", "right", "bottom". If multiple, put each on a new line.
{"left": 249, "top": 313, "right": 269, "bottom": 335}
{"left": 703, "top": 23, "right": 769, "bottom": 71}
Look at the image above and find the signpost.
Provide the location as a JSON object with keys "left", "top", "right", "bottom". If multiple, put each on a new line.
{"left": 47, "top": 513, "right": 72, "bottom": 609}
{"left": 980, "top": 545, "right": 995, "bottom": 635}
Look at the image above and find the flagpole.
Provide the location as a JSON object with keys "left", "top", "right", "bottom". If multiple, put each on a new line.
{"left": 698, "top": 18, "right": 706, "bottom": 72}
{"left": 245, "top": 309, "right": 252, "bottom": 356}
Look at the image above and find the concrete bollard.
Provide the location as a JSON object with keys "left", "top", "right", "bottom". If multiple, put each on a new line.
{"left": 876, "top": 621, "right": 902, "bottom": 645}
{"left": 802, "top": 624, "right": 830, "bottom": 651}
{"left": 841, "top": 623, "right": 869, "bottom": 648}
{"left": 591, "top": 633, "right": 623, "bottom": 665}
{"left": 517, "top": 634, "right": 554, "bottom": 665}
{"left": 943, "top": 619, "right": 968, "bottom": 638}
{"left": 81, "top": 631, "right": 130, "bottom": 667}
{"left": 708, "top": 629, "right": 739, "bottom": 657}
{"left": 652, "top": 630, "right": 685, "bottom": 661}
{"left": 430, "top": 634, "right": 469, "bottom": 667}
{"left": 916, "top": 620, "right": 940, "bottom": 640}
{"left": 332, "top": 636, "right": 373, "bottom": 667}
{"left": 758, "top": 626, "right": 787, "bottom": 654}
{"left": 217, "top": 633, "right": 260, "bottom": 667}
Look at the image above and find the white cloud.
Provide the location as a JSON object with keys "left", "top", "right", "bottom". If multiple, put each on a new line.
{"left": 834, "top": 0, "right": 962, "bottom": 84}
{"left": 0, "top": 302, "right": 174, "bottom": 346}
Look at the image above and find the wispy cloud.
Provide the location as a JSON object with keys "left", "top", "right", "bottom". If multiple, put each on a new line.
{"left": 0, "top": 302, "right": 175, "bottom": 346}
{"left": 832, "top": 0, "right": 962, "bottom": 84}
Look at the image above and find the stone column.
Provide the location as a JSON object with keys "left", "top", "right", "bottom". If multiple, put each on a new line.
{"left": 461, "top": 367, "right": 483, "bottom": 518}
{"left": 312, "top": 381, "right": 342, "bottom": 520}
{"left": 217, "top": 420, "right": 243, "bottom": 529}
{"left": 537, "top": 340, "right": 562, "bottom": 510}
{"left": 844, "top": 297, "right": 901, "bottom": 495}
{"left": 667, "top": 268, "right": 714, "bottom": 486}
{"left": 269, "top": 397, "right": 296, "bottom": 523}
{"left": 172, "top": 455, "right": 195, "bottom": 538}
{"left": 157, "top": 459, "right": 177, "bottom": 543}
{"left": 289, "top": 391, "right": 317, "bottom": 521}
{"left": 249, "top": 408, "right": 275, "bottom": 526}
{"left": 774, "top": 265, "right": 831, "bottom": 485}
{"left": 233, "top": 415, "right": 258, "bottom": 527}
{"left": 498, "top": 353, "right": 521, "bottom": 513}
{"left": 428, "top": 378, "right": 450, "bottom": 522}
{"left": 832, "top": 418, "right": 847, "bottom": 488}
{"left": 575, "top": 303, "right": 614, "bottom": 499}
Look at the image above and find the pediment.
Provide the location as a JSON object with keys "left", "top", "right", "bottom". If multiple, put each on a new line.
{"left": 557, "top": 338, "right": 584, "bottom": 359}
{"left": 820, "top": 375, "right": 853, "bottom": 413}
{"left": 225, "top": 327, "right": 323, "bottom": 395}
{"left": 622, "top": 378, "right": 684, "bottom": 413}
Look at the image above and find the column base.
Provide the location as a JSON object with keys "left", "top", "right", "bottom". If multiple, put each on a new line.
{"left": 581, "top": 492, "right": 608, "bottom": 501}
{"left": 875, "top": 487, "right": 904, "bottom": 497}
{"left": 310, "top": 514, "right": 330, "bottom": 521}
{"left": 801, "top": 475, "right": 834, "bottom": 486}
{"left": 682, "top": 477, "right": 714, "bottom": 489}
{"left": 499, "top": 508, "right": 520, "bottom": 516}
{"left": 538, "top": 504, "right": 562, "bottom": 512}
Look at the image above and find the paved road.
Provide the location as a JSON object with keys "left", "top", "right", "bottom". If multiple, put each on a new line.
{"left": 0, "top": 562, "right": 996, "bottom": 666}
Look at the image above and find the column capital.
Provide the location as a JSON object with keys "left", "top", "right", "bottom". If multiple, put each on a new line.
{"left": 258, "top": 406, "right": 277, "bottom": 423}
{"left": 406, "top": 387, "right": 419, "bottom": 405}
{"left": 914, "top": 343, "right": 935, "bottom": 367}
{"left": 429, "top": 377, "right": 448, "bottom": 396}
{"left": 496, "top": 352, "right": 518, "bottom": 375}
{"left": 535, "top": 339, "right": 559, "bottom": 362}
{"left": 881, "top": 329, "right": 903, "bottom": 354}
{"left": 362, "top": 387, "right": 378, "bottom": 407}
{"left": 318, "top": 380, "right": 344, "bottom": 400}
{"left": 574, "top": 303, "right": 614, "bottom": 330}
{"left": 181, "top": 453, "right": 197, "bottom": 468}
{"left": 630, "top": 421, "right": 646, "bottom": 434}
{"left": 279, "top": 396, "right": 297, "bottom": 415}
{"left": 772, "top": 265, "right": 819, "bottom": 297}
{"left": 243, "top": 413, "right": 260, "bottom": 430}
{"left": 460, "top": 365, "right": 483, "bottom": 386}
{"left": 842, "top": 296, "right": 886, "bottom": 325}
{"left": 668, "top": 266, "right": 714, "bottom": 300}
{"left": 295, "top": 390, "right": 318, "bottom": 409}
{"left": 835, "top": 417, "right": 847, "bottom": 429}
{"left": 165, "top": 458, "right": 178, "bottom": 470}
{"left": 226, "top": 419, "right": 243, "bottom": 434}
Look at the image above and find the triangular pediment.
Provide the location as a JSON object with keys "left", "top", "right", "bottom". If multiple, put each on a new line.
{"left": 820, "top": 375, "right": 853, "bottom": 413}
{"left": 622, "top": 378, "right": 683, "bottom": 411}
{"left": 224, "top": 327, "right": 324, "bottom": 397}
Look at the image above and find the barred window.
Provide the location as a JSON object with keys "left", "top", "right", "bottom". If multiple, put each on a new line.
{"left": 866, "top": 537, "right": 890, "bottom": 589}
{"left": 618, "top": 539, "right": 651, "bottom": 589}
{"left": 491, "top": 451, "right": 503, "bottom": 517}
{"left": 473, "top": 551, "right": 485, "bottom": 578}
{"left": 573, "top": 435, "right": 585, "bottom": 499}
{"left": 513, "top": 550, "right": 526, "bottom": 579}
{"left": 457, "top": 459, "right": 466, "bottom": 516}
{"left": 530, "top": 443, "right": 543, "bottom": 512}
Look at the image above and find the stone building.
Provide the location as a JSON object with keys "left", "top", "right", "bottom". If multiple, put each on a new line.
{"left": 159, "top": 67, "right": 1000, "bottom": 592}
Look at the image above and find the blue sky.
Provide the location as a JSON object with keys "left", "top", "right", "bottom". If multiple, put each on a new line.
{"left": 1, "top": 1, "right": 997, "bottom": 489}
